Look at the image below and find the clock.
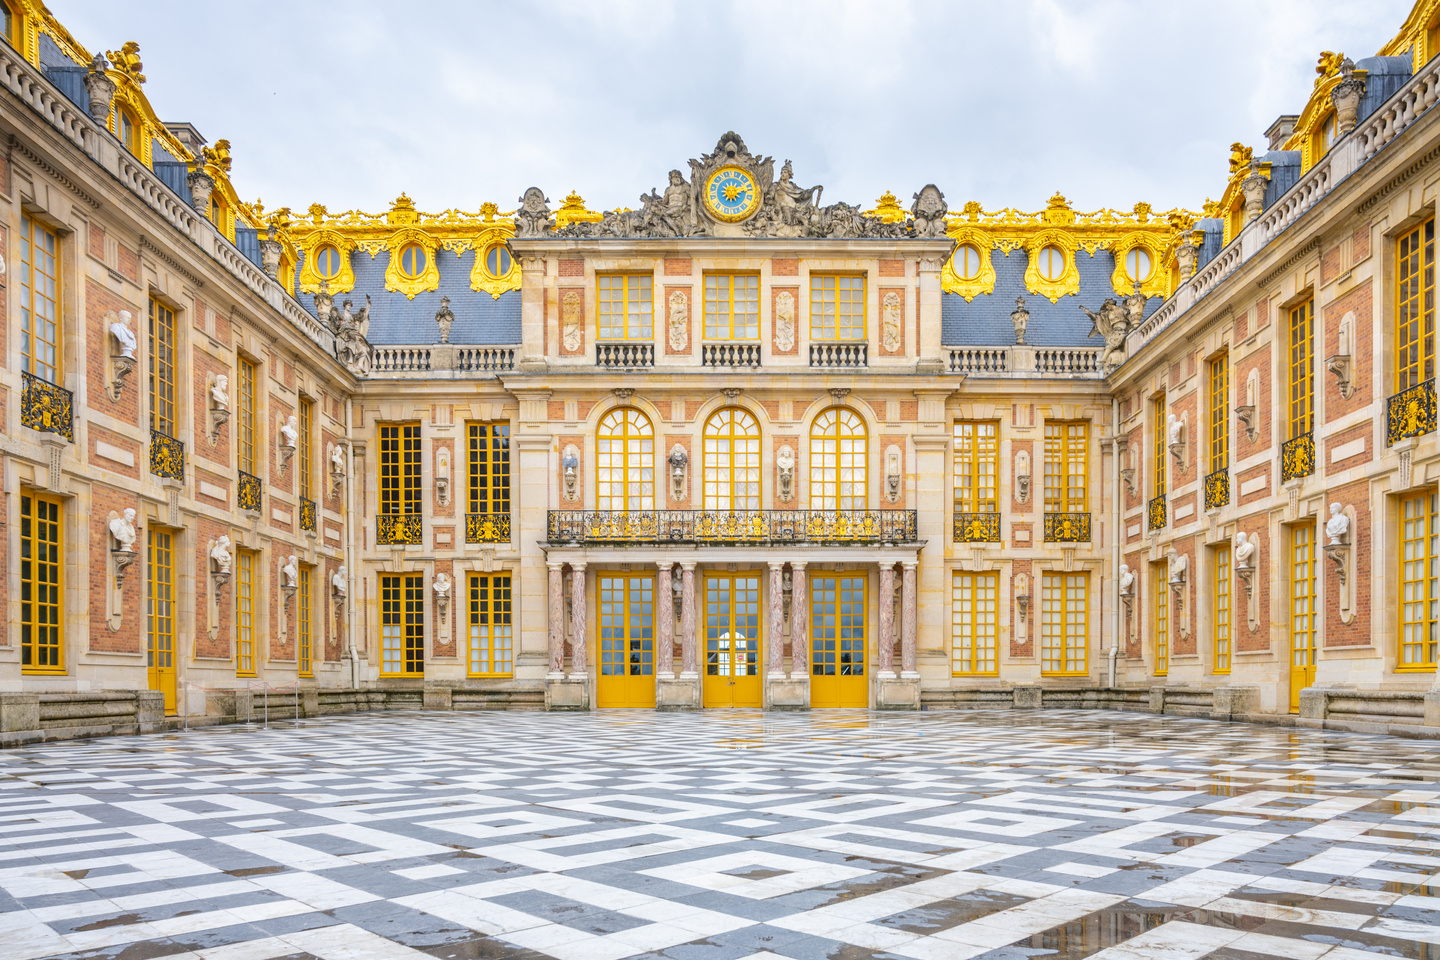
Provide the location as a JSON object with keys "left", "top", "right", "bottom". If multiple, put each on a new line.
{"left": 704, "top": 166, "right": 760, "bottom": 222}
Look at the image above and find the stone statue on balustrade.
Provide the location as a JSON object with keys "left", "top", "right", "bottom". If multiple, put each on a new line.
{"left": 1080, "top": 297, "right": 1132, "bottom": 374}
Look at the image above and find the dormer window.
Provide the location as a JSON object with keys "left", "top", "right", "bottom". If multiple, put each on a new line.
{"left": 112, "top": 105, "right": 139, "bottom": 153}
{"left": 314, "top": 244, "right": 342, "bottom": 280}
{"left": 1037, "top": 245, "right": 1066, "bottom": 282}
{"left": 954, "top": 244, "right": 982, "bottom": 281}
{"left": 1124, "top": 247, "right": 1152, "bottom": 284}
{"left": 398, "top": 244, "right": 426, "bottom": 279}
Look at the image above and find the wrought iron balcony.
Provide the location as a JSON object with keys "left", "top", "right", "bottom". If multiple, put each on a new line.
{"left": 238, "top": 470, "right": 262, "bottom": 513}
{"left": 810, "top": 341, "right": 868, "bottom": 368}
{"left": 1043, "top": 512, "right": 1091, "bottom": 542}
{"left": 953, "top": 512, "right": 1001, "bottom": 543}
{"left": 547, "top": 509, "right": 918, "bottom": 545}
{"left": 702, "top": 343, "right": 761, "bottom": 367}
{"left": 20, "top": 372, "right": 73, "bottom": 442}
{"left": 1147, "top": 494, "right": 1166, "bottom": 532}
{"left": 150, "top": 430, "right": 184, "bottom": 481}
{"left": 299, "top": 496, "right": 317, "bottom": 534}
{"left": 596, "top": 342, "right": 655, "bottom": 369}
{"left": 377, "top": 513, "right": 423, "bottom": 545}
{"left": 1387, "top": 379, "right": 1436, "bottom": 446}
{"left": 1281, "top": 433, "right": 1315, "bottom": 482}
{"left": 1204, "top": 468, "right": 1230, "bottom": 510}
{"left": 467, "top": 512, "right": 512, "bottom": 543}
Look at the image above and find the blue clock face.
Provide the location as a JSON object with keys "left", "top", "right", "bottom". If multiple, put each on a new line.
{"left": 705, "top": 166, "right": 760, "bottom": 222}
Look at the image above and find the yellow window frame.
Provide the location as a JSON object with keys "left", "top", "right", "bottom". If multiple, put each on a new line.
{"left": 379, "top": 423, "right": 423, "bottom": 516}
{"left": 238, "top": 356, "right": 257, "bottom": 475}
{"left": 1400, "top": 490, "right": 1440, "bottom": 671}
{"left": 1040, "top": 572, "right": 1087, "bottom": 677}
{"left": 298, "top": 565, "right": 314, "bottom": 677}
{"left": 703, "top": 407, "right": 761, "bottom": 512}
{"left": 1214, "top": 545, "right": 1232, "bottom": 674}
{"left": 1290, "top": 523, "right": 1318, "bottom": 689}
{"left": 468, "top": 573, "right": 514, "bottom": 677}
{"left": 20, "top": 493, "right": 63, "bottom": 675}
{"left": 703, "top": 273, "right": 760, "bottom": 340}
{"left": 1152, "top": 395, "right": 1167, "bottom": 497}
{"left": 810, "top": 408, "right": 868, "bottom": 511}
{"left": 236, "top": 550, "right": 256, "bottom": 677}
{"left": 146, "top": 526, "right": 176, "bottom": 712}
{"left": 381, "top": 573, "right": 425, "bottom": 677}
{"left": 597, "top": 274, "right": 654, "bottom": 341}
{"left": 149, "top": 297, "right": 177, "bottom": 437}
{"left": 1289, "top": 300, "right": 1314, "bottom": 439}
{"left": 596, "top": 408, "right": 654, "bottom": 511}
{"left": 19, "top": 215, "right": 61, "bottom": 384}
{"left": 1209, "top": 354, "right": 1229, "bottom": 473}
{"left": 951, "top": 571, "right": 998, "bottom": 676}
{"left": 1397, "top": 218, "right": 1436, "bottom": 393}
{"left": 467, "top": 422, "right": 511, "bottom": 515}
{"left": 810, "top": 274, "right": 866, "bottom": 342}
{"left": 1043, "top": 421, "right": 1089, "bottom": 513}
{"left": 298, "top": 397, "right": 314, "bottom": 500}
{"left": 1152, "top": 562, "right": 1169, "bottom": 677}
{"left": 952, "top": 421, "right": 999, "bottom": 513}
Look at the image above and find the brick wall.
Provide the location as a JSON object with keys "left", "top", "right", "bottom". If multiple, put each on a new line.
{"left": 85, "top": 279, "right": 140, "bottom": 426}
{"left": 195, "top": 517, "right": 232, "bottom": 659}
{"left": 1324, "top": 281, "right": 1374, "bottom": 420}
{"left": 89, "top": 486, "right": 141, "bottom": 654}
{"left": 1010, "top": 559, "right": 1031, "bottom": 659}
{"left": 1236, "top": 348, "right": 1272, "bottom": 452}
{"left": 434, "top": 559, "right": 455, "bottom": 659}
{"left": 1324, "top": 480, "right": 1371, "bottom": 648}
{"left": 192, "top": 351, "right": 231, "bottom": 469}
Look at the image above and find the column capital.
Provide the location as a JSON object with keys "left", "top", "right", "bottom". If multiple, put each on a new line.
{"left": 680, "top": 561, "right": 698, "bottom": 571}
{"left": 571, "top": 561, "right": 587, "bottom": 573}
{"left": 877, "top": 559, "right": 898, "bottom": 570}
{"left": 547, "top": 561, "right": 564, "bottom": 571}
{"left": 791, "top": 561, "right": 808, "bottom": 571}
{"left": 901, "top": 559, "right": 919, "bottom": 570}
{"left": 657, "top": 560, "right": 676, "bottom": 572}
{"left": 768, "top": 560, "right": 785, "bottom": 571}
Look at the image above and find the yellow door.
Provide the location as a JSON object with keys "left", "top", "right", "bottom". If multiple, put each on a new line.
{"left": 1289, "top": 525, "right": 1318, "bottom": 712}
{"left": 703, "top": 573, "right": 763, "bottom": 708}
{"left": 147, "top": 528, "right": 177, "bottom": 715}
{"left": 810, "top": 573, "right": 868, "bottom": 708}
{"left": 597, "top": 573, "right": 656, "bottom": 708}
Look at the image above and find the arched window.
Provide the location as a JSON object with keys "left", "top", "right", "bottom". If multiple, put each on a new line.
{"left": 954, "top": 244, "right": 982, "bottom": 281}
{"left": 314, "top": 244, "right": 342, "bottom": 280}
{"left": 597, "top": 408, "right": 653, "bottom": 511}
{"left": 703, "top": 408, "right": 760, "bottom": 512}
{"left": 1036, "top": 245, "right": 1066, "bottom": 282}
{"left": 398, "top": 244, "right": 426, "bottom": 278}
{"left": 1124, "top": 247, "right": 1152, "bottom": 283}
{"left": 809, "top": 408, "right": 867, "bottom": 511}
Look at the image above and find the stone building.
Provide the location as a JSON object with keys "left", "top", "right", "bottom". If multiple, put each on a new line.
{"left": 1, "top": 0, "right": 1439, "bottom": 740}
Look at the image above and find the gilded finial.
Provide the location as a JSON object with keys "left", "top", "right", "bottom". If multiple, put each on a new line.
{"left": 1133, "top": 202, "right": 1152, "bottom": 223}
{"left": 201, "top": 139, "right": 232, "bottom": 174}
{"left": 478, "top": 201, "right": 501, "bottom": 222}
{"left": 105, "top": 41, "right": 144, "bottom": 83}
{"left": 961, "top": 200, "right": 983, "bottom": 222}
{"left": 1227, "top": 143, "right": 1254, "bottom": 176}
{"left": 307, "top": 202, "right": 327, "bottom": 224}
{"left": 1315, "top": 51, "right": 1345, "bottom": 84}
{"left": 1202, "top": 197, "right": 1221, "bottom": 219}
{"left": 554, "top": 190, "right": 601, "bottom": 230}
{"left": 387, "top": 193, "right": 419, "bottom": 226}
{"left": 1041, "top": 192, "right": 1075, "bottom": 225}
{"left": 862, "top": 191, "right": 906, "bottom": 223}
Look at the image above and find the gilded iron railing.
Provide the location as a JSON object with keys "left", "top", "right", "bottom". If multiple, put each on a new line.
{"left": 377, "top": 513, "right": 423, "bottom": 545}
{"left": 547, "top": 510, "right": 918, "bottom": 545}
{"left": 299, "top": 496, "right": 317, "bottom": 534}
{"left": 150, "top": 430, "right": 184, "bottom": 481}
{"left": 1387, "top": 380, "right": 1437, "bottom": 446}
{"left": 1043, "top": 512, "right": 1091, "bottom": 542}
{"left": 1204, "top": 467, "right": 1230, "bottom": 510}
{"left": 1281, "top": 433, "right": 1315, "bottom": 482}
{"left": 953, "top": 512, "right": 1001, "bottom": 542}
{"left": 1147, "top": 494, "right": 1166, "bottom": 532}
{"left": 467, "top": 512, "right": 512, "bottom": 543}
{"left": 237, "top": 471, "right": 262, "bottom": 513}
{"left": 20, "top": 371, "right": 73, "bottom": 442}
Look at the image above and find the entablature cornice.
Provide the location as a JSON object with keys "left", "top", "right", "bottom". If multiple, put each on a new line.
{"left": 507, "top": 237, "right": 955, "bottom": 261}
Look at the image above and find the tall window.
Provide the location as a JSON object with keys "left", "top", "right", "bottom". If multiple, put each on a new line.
{"left": 468, "top": 573, "right": 513, "bottom": 677}
{"left": 1289, "top": 300, "right": 1314, "bottom": 439}
{"left": 1152, "top": 395, "right": 1167, "bottom": 498}
{"left": 112, "top": 105, "right": 139, "bottom": 153}
{"left": 704, "top": 274, "right": 759, "bottom": 340}
{"left": 951, "top": 571, "right": 998, "bottom": 676}
{"left": 20, "top": 494, "right": 62, "bottom": 674}
{"left": 597, "top": 408, "right": 653, "bottom": 511}
{"left": 1291, "top": 524, "right": 1318, "bottom": 706}
{"left": 597, "top": 275, "right": 653, "bottom": 340}
{"left": 1214, "top": 545, "right": 1232, "bottom": 674}
{"left": 810, "top": 275, "right": 865, "bottom": 341}
{"left": 1209, "top": 355, "right": 1229, "bottom": 473}
{"left": 147, "top": 528, "right": 176, "bottom": 712}
{"left": 381, "top": 574, "right": 425, "bottom": 676}
{"left": 149, "top": 297, "right": 176, "bottom": 436}
{"left": 238, "top": 357, "right": 257, "bottom": 475}
{"left": 379, "top": 424, "right": 422, "bottom": 517}
{"left": 468, "top": 422, "right": 511, "bottom": 516}
{"left": 1152, "top": 562, "right": 1169, "bottom": 677}
{"left": 952, "top": 422, "right": 999, "bottom": 513}
{"left": 298, "top": 398, "right": 314, "bottom": 500}
{"left": 703, "top": 408, "right": 760, "bottom": 511}
{"left": 1401, "top": 491, "right": 1440, "bottom": 671}
{"left": 1044, "top": 422, "right": 1088, "bottom": 513}
{"left": 236, "top": 551, "right": 255, "bottom": 677}
{"left": 810, "top": 408, "right": 867, "bottom": 510}
{"left": 19, "top": 216, "right": 60, "bottom": 383}
{"left": 298, "top": 565, "right": 313, "bottom": 678}
{"left": 1041, "top": 573, "right": 1087, "bottom": 676}
{"left": 1397, "top": 219, "right": 1435, "bottom": 394}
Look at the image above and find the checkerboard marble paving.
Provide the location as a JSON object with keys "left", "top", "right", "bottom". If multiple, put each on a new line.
{"left": 2, "top": 709, "right": 1440, "bottom": 960}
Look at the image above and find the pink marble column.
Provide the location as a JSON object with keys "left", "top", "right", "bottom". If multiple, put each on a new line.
{"left": 767, "top": 561, "right": 785, "bottom": 677}
{"left": 878, "top": 563, "right": 895, "bottom": 678}
{"left": 547, "top": 562, "right": 565, "bottom": 676}
{"left": 656, "top": 563, "right": 675, "bottom": 678}
{"left": 570, "top": 562, "right": 587, "bottom": 677}
{"left": 790, "top": 562, "right": 809, "bottom": 677}
{"left": 901, "top": 560, "right": 918, "bottom": 676}
{"left": 679, "top": 562, "right": 697, "bottom": 676}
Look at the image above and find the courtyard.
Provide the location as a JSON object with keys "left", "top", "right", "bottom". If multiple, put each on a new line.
{"left": 0, "top": 711, "right": 1437, "bottom": 960}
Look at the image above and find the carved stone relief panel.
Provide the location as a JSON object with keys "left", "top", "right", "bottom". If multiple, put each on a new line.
{"left": 772, "top": 287, "right": 798, "bottom": 355}
{"left": 559, "top": 288, "right": 585, "bottom": 356}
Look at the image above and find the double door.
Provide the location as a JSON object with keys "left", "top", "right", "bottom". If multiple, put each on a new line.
{"left": 810, "top": 572, "right": 868, "bottom": 707}
{"left": 703, "top": 573, "right": 762, "bottom": 707}
{"left": 597, "top": 573, "right": 656, "bottom": 708}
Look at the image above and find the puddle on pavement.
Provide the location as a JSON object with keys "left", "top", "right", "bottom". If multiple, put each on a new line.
{"left": 223, "top": 865, "right": 285, "bottom": 877}
{"left": 876, "top": 889, "right": 1030, "bottom": 933}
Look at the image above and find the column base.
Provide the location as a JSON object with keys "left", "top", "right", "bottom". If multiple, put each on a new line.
{"left": 876, "top": 675, "right": 921, "bottom": 711}
{"left": 899, "top": 670, "right": 920, "bottom": 680}
{"left": 767, "top": 676, "right": 809, "bottom": 711}
{"left": 656, "top": 676, "right": 701, "bottom": 711}
{"left": 545, "top": 676, "right": 589, "bottom": 712}
{"left": 876, "top": 670, "right": 897, "bottom": 680}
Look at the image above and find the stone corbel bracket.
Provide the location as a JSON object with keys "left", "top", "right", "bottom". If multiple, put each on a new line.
{"left": 1167, "top": 548, "right": 1189, "bottom": 637}
{"left": 562, "top": 445, "right": 581, "bottom": 503}
{"left": 206, "top": 373, "right": 230, "bottom": 445}
{"left": 1167, "top": 413, "right": 1187, "bottom": 475}
{"left": 436, "top": 447, "right": 451, "bottom": 507}
{"left": 884, "top": 445, "right": 903, "bottom": 504}
{"left": 1015, "top": 450, "right": 1032, "bottom": 504}
{"left": 105, "top": 311, "right": 137, "bottom": 402}
{"left": 1120, "top": 466, "right": 1136, "bottom": 498}
{"left": 107, "top": 510, "right": 138, "bottom": 633}
{"left": 1326, "top": 504, "right": 1357, "bottom": 624}
{"left": 1234, "top": 533, "right": 1260, "bottom": 633}
{"left": 1235, "top": 405, "right": 1258, "bottom": 443}
{"left": 1325, "top": 312, "right": 1356, "bottom": 400}
{"left": 328, "top": 442, "right": 348, "bottom": 500}
{"left": 277, "top": 416, "right": 297, "bottom": 478}
{"left": 206, "top": 539, "right": 231, "bottom": 641}
{"left": 1013, "top": 573, "right": 1030, "bottom": 648}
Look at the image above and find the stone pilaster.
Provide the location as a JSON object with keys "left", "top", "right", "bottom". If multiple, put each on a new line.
{"left": 878, "top": 563, "right": 896, "bottom": 678}
{"left": 546, "top": 561, "right": 564, "bottom": 677}
{"left": 901, "top": 560, "right": 919, "bottom": 676}
{"left": 767, "top": 562, "right": 785, "bottom": 677}
{"left": 679, "top": 562, "right": 697, "bottom": 677}
{"left": 569, "top": 562, "right": 587, "bottom": 677}
{"left": 657, "top": 563, "right": 675, "bottom": 679}
{"left": 790, "top": 562, "right": 809, "bottom": 676}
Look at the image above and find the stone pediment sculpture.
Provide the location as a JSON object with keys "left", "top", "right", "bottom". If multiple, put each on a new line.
{"left": 1080, "top": 297, "right": 1132, "bottom": 374}
{"left": 545, "top": 132, "right": 941, "bottom": 240}
{"left": 332, "top": 293, "right": 372, "bottom": 376}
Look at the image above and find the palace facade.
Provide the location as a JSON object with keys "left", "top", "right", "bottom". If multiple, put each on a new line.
{"left": 1, "top": 0, "right": 1439, "bottom": 741}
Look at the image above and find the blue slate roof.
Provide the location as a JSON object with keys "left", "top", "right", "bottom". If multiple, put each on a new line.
{"left": 942, "top": 247, "right": 1161, "bottom": 347}
{"left": 295, "top": 247, "right": 521, "bottom": 345}
{"left": 1357, "top": 56, "right": 1412, "bottom": 122}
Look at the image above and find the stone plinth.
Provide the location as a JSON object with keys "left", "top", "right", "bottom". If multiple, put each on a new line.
{"left": 545, "top": 676, "right": 589, "bottom": 711}
{"left": 656, "top": 676, "right": 700, "bottom": 711}
{"left": 876, "top": 676, "right": 920, "bottom": 710}
{"left": 767, "top": 677, "right": 808, "bottom": 711}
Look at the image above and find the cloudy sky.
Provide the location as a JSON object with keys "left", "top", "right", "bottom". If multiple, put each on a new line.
{"left": 57, "top": 0, "right": 1410, "bottom": 217}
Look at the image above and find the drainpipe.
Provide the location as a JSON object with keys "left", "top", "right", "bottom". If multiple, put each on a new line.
{"left": 1109, "top": 395, "right": 1120, "bottom": 690}
{"left": 345, "top": 396, "right": 359, "bottom": 690}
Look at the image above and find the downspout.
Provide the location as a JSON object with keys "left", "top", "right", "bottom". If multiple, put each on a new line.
{"left": 1109, "top": 394, "right": 1120, "bottom": 690}
{"left": 345, "top": 396, "right": 359, "bottom": 690}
